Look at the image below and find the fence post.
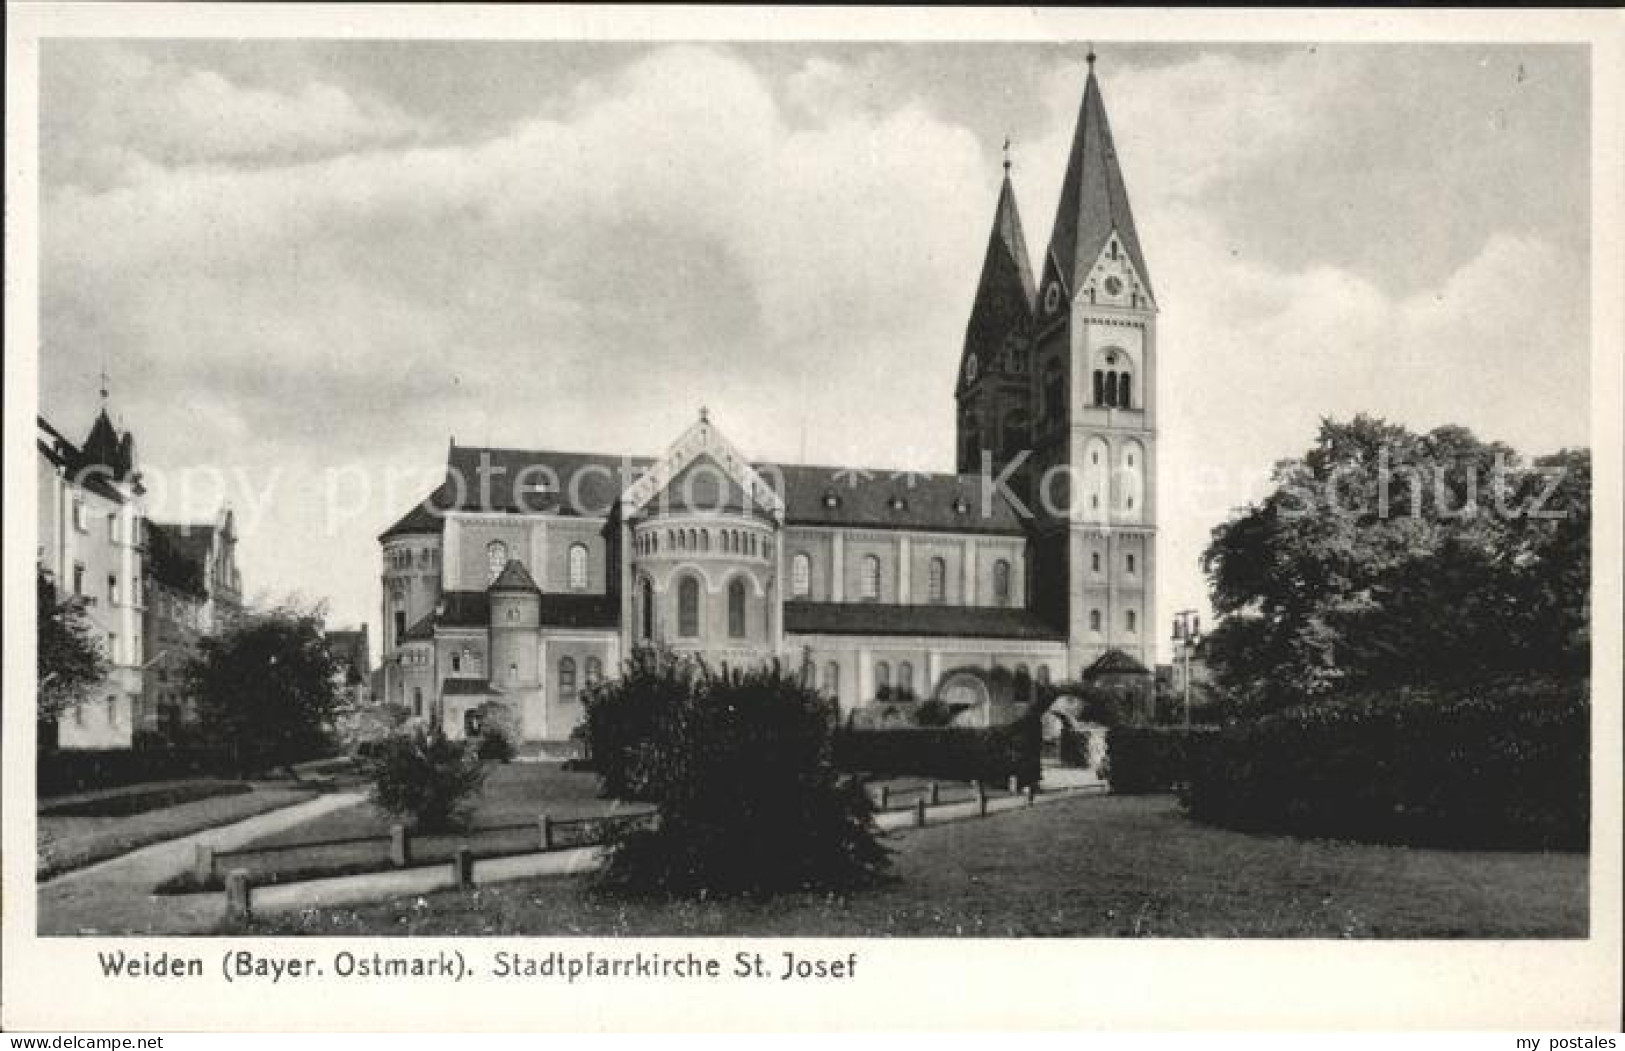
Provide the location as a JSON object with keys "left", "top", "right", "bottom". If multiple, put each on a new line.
{"left": 539, "top": 814, "right": 554, "bottom": 851}
{"left": 878, "top": 786, "right": 890, "bottom": 811}
{"left": 1024, "top": 785, "right": 1037, "bottom": 807}
{"left": 929, "top": 782, "right": 940, "bottom": 806}
{"left": 914, "top": 797, "right": 927, "bottom": 828}
{"left": 224, "top": 870, "right": 251, "bottom": 922}
{"left": 194, "top": 844, "right": 215, "bottom": 885}
{"left": 975, "top": 781, "right": 988, "bottom": 817}
{"left": 389, "top": 823, "right": 410, "bottom": 868}
{"left": 1007, "top": 774, "right": 1019, "bottom": 794}
{"left": 454, "top": 847, "right": 474, "bottom": 889}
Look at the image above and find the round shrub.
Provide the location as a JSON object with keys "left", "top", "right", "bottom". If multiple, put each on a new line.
{"left": 363, "top": 727, "right": 489, "bottom": 832}
{"left": 591, "top": 652, "right": 890, "bottom": 899}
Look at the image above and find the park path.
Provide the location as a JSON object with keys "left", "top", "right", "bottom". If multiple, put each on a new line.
{"left": 37, "top": 790, "right": 365, "bottom": 936}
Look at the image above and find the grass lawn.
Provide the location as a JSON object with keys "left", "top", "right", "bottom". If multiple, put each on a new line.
{"left": 238, "top": 793, "right": 1587, "bottom": 938}
{"left": 184, "top": 763, "right": 648, "bottom": 889}
{"left": 38, "top": 785, "right": 318, "bottom": 880}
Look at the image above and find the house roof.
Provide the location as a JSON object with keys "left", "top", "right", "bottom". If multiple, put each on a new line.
{"left": 146, "top": 521, "right": 209, "bottom": 598}
{"left": 401, "top": 611, "right": 437, "bottom": 641}
{"left": 1084, "top": 647, "right": 1151, "bottom": 677}
{"left": 1041, "top": 63, "right": 1154, "bottom": 303}
{"left": 489, "top": 558, "right": 540, "bottom": 592}
{"left": 784, "top": 601, "right": 1064, "bottom": 641}
{"left": 379, "top": 485, "right": 449, "bottom": 540}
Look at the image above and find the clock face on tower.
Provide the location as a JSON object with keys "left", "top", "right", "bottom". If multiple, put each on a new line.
{"left": 1043, "top": 281, "right": 1062, "bottom": 315}
{"left": 1104, "top": 275, "right": 1124, "bottom": 297}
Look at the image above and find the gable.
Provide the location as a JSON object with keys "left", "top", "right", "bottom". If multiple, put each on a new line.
{"left": 621, "top": 413, "right": 784, "bottom": 521}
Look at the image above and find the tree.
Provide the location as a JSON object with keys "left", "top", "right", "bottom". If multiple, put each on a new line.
{"left": 364, "top": 727, "right": 489, "bottom": 831}
{"left": 1201, "top": 416, "right": 1589, "bottom": 709}
{"left": 37, "top": 569, "right": 109, "bottom": 727}
{"left": 187, "top": 602, "right": 340, "bottom": 773}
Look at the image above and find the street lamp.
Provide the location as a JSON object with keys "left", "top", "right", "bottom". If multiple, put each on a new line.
{"left": 1171, "top": 610, "right": 1202, "bottom": 729}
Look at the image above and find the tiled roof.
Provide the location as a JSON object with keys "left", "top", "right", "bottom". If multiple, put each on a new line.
{"left": 146, "top": 522, "right": 209, "bottom": 598}
{"left": 438, "top": 592, "right": 490, "bottom": 627}
{"left": 401, "top": 611, "right": 436, "bottom": 641}
{"left": 960, "top": 172, "right": 1036, "bottom": 389}
{"left": 379, "top": 485, "right": 449, "bottom": 539}
{"left": 489, "top": 558, "right": 540, "bottom": 592}
{"left": 378, "top": 440, "right": 1032, "bottom": 542}
{"left": 539, "top": 593, "right": 619, "bottom": 629}
{"left": 784, "top": 601, "right": 1064, "bottom": 641}
{"left": 1085, "top": 648, "right": 1151, "bottom": 677}
{"left": 1043, "top": 66, "right": 1154, "bottom": 302}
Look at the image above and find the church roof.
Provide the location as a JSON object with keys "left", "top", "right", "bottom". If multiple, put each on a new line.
{"left": 784, "top": 601, "right": 1064, "bottom": 641}
{"left": 771, "top": 464, "right": 1026, "bottom": 534}
{"left": 1084, "top": 647, "right": 1151, "bottom": 677}
{"left": 381, "top": 442, "right": 1030, "bottom": 536}
{"left": 1042, "top": 61, "right": 1154, "bottom": 303}
{"left": 418, "top": 590, "right": 618, "bottom": 633}
{"left": 488, "top": 558, "right": 540, "bottom": 592}
{"left": 960, "top": 170, "right": 1035, "bottom": 380}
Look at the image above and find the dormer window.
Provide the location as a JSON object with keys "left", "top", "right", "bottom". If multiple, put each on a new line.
{"left": 822, "top": 490, "right": 840, "bottom": 509}
{"left": 952, "top": 497, "right": 969, "bottom": 515}
{"left": 888, "top": 496, "right": 907, "bottom": 512}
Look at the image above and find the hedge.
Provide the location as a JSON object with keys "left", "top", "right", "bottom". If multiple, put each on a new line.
{"left": 833, "top": 716, "right": 1041, "bottom": 788}
{"left": 1105, "top": 727, "right": 1215, "bottom": 794}
{"left": 38, "top": 779, "right": 250, "bottom": 817}
{"left": 1180, "top": 677, "right": 1589, "bottom": 850}
{"left": 37, "top": 746, "right": 233, "bottom": 798}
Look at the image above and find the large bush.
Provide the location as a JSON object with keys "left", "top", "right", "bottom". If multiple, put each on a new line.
{"left": 1105, "top": 727, "right": 1216, "bottom": 794}
{"left": 579, "top": 646, "right": 699, "bottom": 800}
{"left": 590, "top": 653, "right": 889, "bottom": 898}
{"left": 363, "top": 727, "right": 489, "bottom": 832}
{"left": 1181, "top": 677, "right": 1588, "bottom": 850}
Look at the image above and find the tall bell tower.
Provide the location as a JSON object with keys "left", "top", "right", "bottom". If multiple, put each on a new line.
{"left": 1027, "top": 52, "right": 1158, "bottom": 674}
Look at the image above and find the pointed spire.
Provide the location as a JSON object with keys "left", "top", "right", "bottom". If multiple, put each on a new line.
{"left": 1041, "top": 53, "right": 1154, "bottom": 304}
{"left": 960, "top": 155, "right": 1036, "bottom": 376}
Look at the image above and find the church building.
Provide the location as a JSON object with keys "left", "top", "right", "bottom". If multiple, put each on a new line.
{"left": 378, "top": 56, "right": 1159, "bottom": 742}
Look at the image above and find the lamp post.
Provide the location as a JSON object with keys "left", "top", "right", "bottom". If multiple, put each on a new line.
{"left": 1171, "top": 610, "right": 1202, "bottom": 729}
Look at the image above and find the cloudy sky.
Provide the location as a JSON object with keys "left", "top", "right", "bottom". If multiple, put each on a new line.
{"left": 37, "top": 39, "right": 1590, "bottom": 660}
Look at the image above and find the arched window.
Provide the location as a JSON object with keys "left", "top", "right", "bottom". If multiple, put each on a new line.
{"left": 700, "top": 530, "right": 710, "bottom": 553}
{"left": 928, "top": 557, "right": 946, "bottom": 604}
{"left": 451, "top": 651, "right": 462, "bottom": 673}
{"left": 1104, "top": 370, "right": 1119, "bottom": 408}
{"left": 875, "top": 661, "right": 891, "bottom": 691}
{"left": 486, "top": 541, "right": 508, "bottom": 583}
{"left": 728, "top": 578, "right": 747, "bottom": 639}
{"left": 1091, "top": 551, "right": 1102, "bottom": 573}
{"left": 1089, "top": 609, "right": 1102, "bottom": 632}
{"left": 824, "top": 661, "right": 840, "bottom": 699}
{"left": 898, "top": 661, "right": 914, "bottom": 694}
{"left": 791, "top": 553, "right": 811, "bottom": 597}
{"left": 678, "top": 576, "right": 701, "bottom": 638}
{"left": 993, "top": 559, "right": 1011, "bottom": 606}
{"left": 585, "top": 656, "right": 603, "bottom": 686}
{"left": 1015, "top": 664, "right": 1032, "bottom": 701}
{"left": 568, "top": 543, "right": 589, "bottom": 590}
{"left": 1036, "top": 666, "right": 1051, "bottom": 686}
{"left": 1126, "top": 609, "right": 1138, "bottom": 633}
{"left": 639, "top": 578, "right": 655, "bottom": 640}
{"left": 1126, "top": 552, "right": 1136, "bottom": 574}
{"left": 860, "top": 555, "right": 881, "bottom": 601}
{"left": 1093, "top": 370, "right": 1105, "bottom": 406}
{"left": 1118, "top": 372, "right": 1132, "bottom": 409}
{"left": 559, "top": 657, "right": 577, "bottom": 705}
{"left": 412, "top": 687, "right": 423, "bottom": 717}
